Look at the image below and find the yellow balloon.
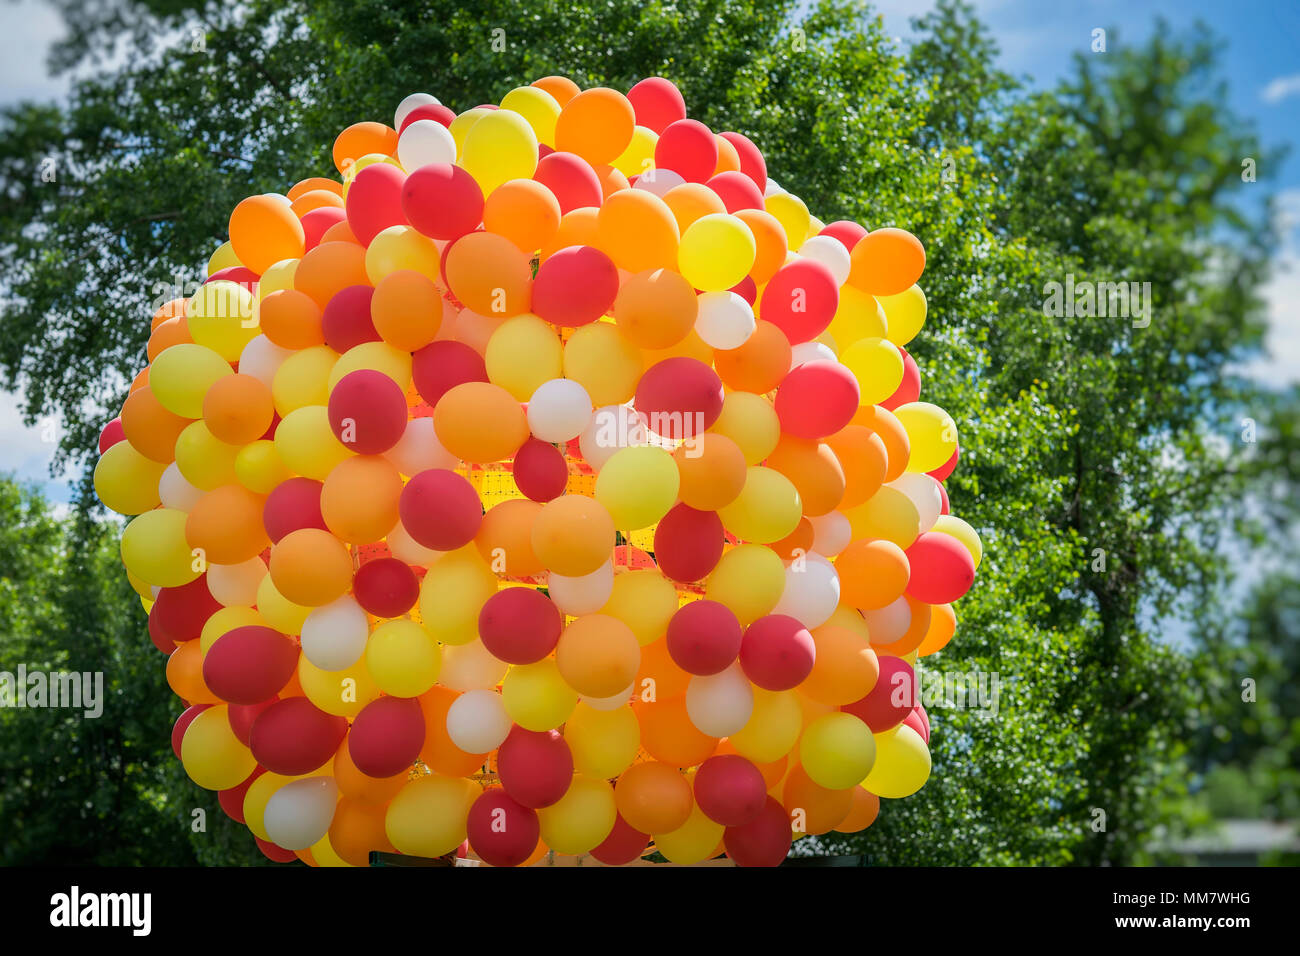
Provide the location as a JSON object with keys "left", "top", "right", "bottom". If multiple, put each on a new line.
{"left": 200, "top": 606, "right": 265, "bottom": 654}
{"left": 612, "top": 125, "right": 658, "bottom": 179}
{"left": 366, "top": 619, "right": 442, "bottom": 698}
{"left": 893, "top": 401, "right": 958, "bottom": 473}
{"left": 764, "top": 192, "right": 811, "bottom": 247}
{"left": 174, "top": 420, "right": 240, "bottom": 490}
{"left": 562, "top": 702, "right": 640, "bottom": 778}
{"left": 601, "top": 570, "right": 678, "bottom": 646}
{"left": 500, "top": 86, "right": 561, "bottom": 147}
{"left": 846, "top": 486, "right": 921, "bottom": 549}
{"left": 800, "top": 712, "right": 876, "bottom": 789}
{"left": 461, "top": 109, "right": 540, "bottom": 196}
{"left": 272, "top": 344, "right": 337, "bottom": 415}
{"left": 932, "top": 514, "right": 982, "bottom": 568}
{"left": 729, "top": 687, "right": 802, "bottom": 764}
{"left": 298, "top": 653, "right": 380, "bottom": 719}
{"left": 126, "top": 567, "right": 154, "bottom": 600}
{"left": 595, "top": 446, "right": 680, "bottom": 530}
{"left": 863, "top": 724, "right": 931, "bottom": 798}
{"left": 243, "top": 770, "right": 294, "bottom": 841}
{"left": 418, "top": 550, "right": 499, "bottom": 646}
{"left": 841, "top": 337, "right": 904, "bottom": 406}
{"left": 716, "top": 466, "right": 802, "bottom": 544}
{"left": 449, "top": 107, "right": 492, "bottom": 155}
{"left": 502, "top": 658, "right": 578, "bottom": 731}
{"left": 207, "top": 240, "right": 243, "bottom": 275}
{"left": 485, "top": 314, "right": 564, "bottom": 401}
{"left": 121, "top": 508, "right": 200, "bottom": 587}
{"left": 256, "top": 573, "right": 312, "bottom": 635}
{"left": 188, "top": 279, "right": 258, "bottom": 362}
{"left": 274, "top": 405, "right": 354, "bottom": 480}
{"left": 562, "top": 320, "right": 644, "bottom": 406}
{"left": 385, "top": 774, "right": 479, "bottom": 857}
{"left": 704, "top": 543, "right": 785, "bottom": 624}
{"left": 827, "top": 286, "right": 888, "bottom": 348}
{"left": 825, "top": 603, "right": 869, "bottom": 639}
{"left": 653, "top": 804, "right": 724, "bottom": 864}
{"left": 257, "top": 258, "right": 299, "bottom": 302}
{"left": 235, "top": 439, "right": 293, "bottom": 493}
{"left": 310, "top": 832, "right": 353, "bottom": 867}
{"left": 94, "top": 440, "right": 166, "bottom": 515}
{"left": 365, "top": 225, "right": 441, "bottom": 284}
{"left": 327, "top": 342, "right": 412, "bottom": 393}
{"left": 678, "top": 213, "right": 756, "bottom": 292}
{"left": 877, "top": 284, "right": 927, "bottom": 347}
{"left": 537, "top": 775, "right": 616, "bottom": 855}
{"left": 709, "top": 391, "right": 780, "bottom": 465}
{"left": 150, "top": 343, "right": 232, "bottom": 418}
{"left": 180, "top": 704, "right": 257, "bottom": 790}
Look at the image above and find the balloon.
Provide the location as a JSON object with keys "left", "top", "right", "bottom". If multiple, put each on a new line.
{"left": 759, "top": 258, "right": 838, "bottom": 344}
{"left": 774, "top": 360, "right": 860, "bottom": 440}
{"left": 419, "top": 550, "right": 499, "bottom": 646}
{"left": 264, "top": 777, "right": 339, "bottom": 851}
{"left": 849, "top": 227, "right": 925, "bottom": 297}
{"left": 445, "top": 688, "right": 512, "bottom": 753}
{"left": 478, "top": 587, "right": 563, "bottom": 664}
{"left": 527, "top": 378, "right": 592, "bottom": 442}
{"left": 300, "top": 595, "right": 369, "bottom": 671}
{"left": 386, "top": 774, "right": 479, "bottom": 858}
{"left": 595, "top": 445, "right": 679, "bottom": 529}
{"left": 229, "top": 194, "right": 305, "bottom": 274}
{"left": 905, "top": 531, "right": 976, "bottom": 603}
{"left": 352, "top": 557, "right": 419, "bottom": 618}
{"left": 397, "top": 117, "right": 456, "bottom": 170}
{"left": 181, "top": 705, "right": 257, "bottom": 790}
{"left": 564, "top": 701, "right": 639, "bottom": 779}
{"left": 704, "top": 544, "right": 785, "bottom": 625}
{"left": 863, "top": 724, "right": 931, "bottom": 798}
{"left": 467, "top": 789, "right": 541, "bottom": 867}
{"left": 502, "top": 658, "right": 578, "bottom": 731}
{"left": 694, "top": 754, "right": 766, "bottom": 827}
{"left": 348, "top": 694, "right": 426, "bottom": 777}
{"left": 842, "top": 655, "right": 916, "bottom": 733}
{"left": 433, "top": 382, "right": 529, "bottom": 463}
{"left": 320, "top": 455, "right": 401, "bottom": 544}
{"left": 614, "top": 267, "right": 698, "bottom": 349}
{"left": 695, "top": 290, "right": 755, "bottom": 349}
{"left": 534, "top": 151, "right": 603, "bottom": 213}
{"left": 547, "top": 561, "right": 615, "bottom": 616}
{"left": 203, "top": 625, "right": 299, "bottom": 705}
{"left": 531, "top": 493, "right": 615, "bottom": 576}
{"left": 802, "top": 624, "right": 879, "bottom": 706}
{"left": 800, "top": 712, "right": 876, "bottom": 789}
{"left": 664, "top": 600, "right": 742, "bottom": 676}
{"left": 595, "top": 189, "right": 680, "bottom": 273}
{"left": 723, "top": 795, "right": 791, "bottom": 867}
{"left": 399, "top": 469, "right": 482, "bottom": 551}
{"left": 556, "top": 614, "right": 641, "bottom": 698}
{"left": 627, "top": 77, "right": 687, "bottom": 134}
{"left": 366, "top": 619, "right": 441, "bottom": 697}
{"left": 443, "top": 231, "right": 532, "bottom": 318}
{"left": 512, "top": 438, "right": 569, "bottom": 502}
{"left": 728, "top": 688, "right": 801, "bottom": 764}
{"left": 439, "top": 639, "right": 509, "bottom": 691}
{"left": 268, "top": 528, "right": 353, "bottom": 607}
{"left": 685, "top": 663, "right": 753, "bottom": 736}
{"left": 94, "top": 440, "right": 166, "bottom": 516}
{"left": 461, "top": 108, "right": 539, "bottom": 196}
{"left": 933, "top": 513, "right": 982, "bottom": 568}
{"left": 590, "top": 813, "right": 650, "bottom": 865}
{"left": 635, "top": 357, "right": 723, "bottom": 441}
{"left": 498, "top": 727, "right": 574, "bottom": 809}
{"left": 678, "top": 213, "right": 755, "bottom": 292}
{"left": 412, "top": 339, "right": 488, "bottom": 408}
{"left": 771, "top": 554, "right": 841, "bottom": 628}
{"left": 782, "top": 765, "right": 853, "bottom": 834}
{"left": 403, "top": 163, "right": 484, "bottom": 240}
{"left": 532, "top": 245, "right": 618, "bottom": 327}
{"left": 249, "top": 696, "right": 348, "bottom": 776}
{"left": 615, "top": 761, "right": 693, "bottom": 834}
{"left": 655, "top": 119, "right": 718, "bottom": 183}
{"left": 717, "top": 466, "right": 802, "bottom": 544}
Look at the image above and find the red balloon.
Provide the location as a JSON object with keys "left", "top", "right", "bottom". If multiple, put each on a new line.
{"left": 706, "top": 171, "right": 764, "bottom": 213}
{"left": 412, "top": 339, "right": 488, "bottom": 408}
{"left": 228, "top": 697, "right": 278, "bottom": 747}
{"left": 151, "top": 573, "right": 222, "bottom": 645}
{"left": 327, "top": 368, "right": 409, "bottom": 455}
{"left": 218, "top": 766, "right": 263, "bottom": 823}
{"left": 512, "top": 438, "right": 569, "bottom": 502}
{"left": 694, "top": 754, "right": 766, "bottom": 826}
{"left": 760, "top": 258, "right": 839, "bottom": 343}
{"left": 402, "top": 163, "right": 484, "bottom": 240}
{"left": 634, "top": 357, "right": 723, "bottom": 441}
{"left": 655, "top": 119, "right": 718, "bottom": 183}
{"left": 723, "top": 795, "right": 791, "bottom": 867}
{"left": 399, "top": 102, "right": 457, "bottom": 133}
{"left": 881, "top": 346, "right": 921, "bottom": 411}
{"left": 348, "top": 695, "right": 426, "bottom": 778}
{"left": 626, "top": 77, "right": 687, "bottom": 134}
{"left": 399, "top": 469, "right": 482, "bottom": 550}
{"left": 321, "top": 285, "right": 380, "bottom": 353}
{"left": 345, "top": 162, "right": 406, "bottom": 245}
{"left": 533, "top": 151, "right": 603, "bottom": 214}
{"left": 248, "top": 697, "right": 349, "bottom": 776}
{"left": 203, "top": 625, "right": 300, "bottom": 705}
{"left": 497, "top": 726, "right": 574, "bottom": 809}
{"left": 207, "top": 265, "right": 260, "bottom": 288}
{"left": 171, "top": 703, "right": 211, "bottom": 760}
{"left": 301, "top": 206, "right": 347, "bottom": 250}
{"left": 255, "top": 836, "right": 298, "bottom": 863}
{"left": 928, "top": 446, "right": 959, "bottom": 482}
{"left": 719, "top": 131, "right": 767, "bottom": 193}
{"left": 819, "top": 219, "right": 868, "bottom": 252}
{"left": 905, "top": 531, "right": 975, "bottom": 604}
{"left": 467, "top": 790, "right": 540, "bottom": 867}
{"left": 478, "top": 588, "right": 563, "bottom": 665}
{"left": 842, "top": 655, "right": 915, "bottom": 732}
{"left": 729, "top": 275, "right": 757, "bottom": 306}
{"left": 532, "top": 245, "right": 618, "bottom": 327}
{"left": 739, "top": 614, "right": 815, "bottom": 691}
{"left": 98, "top": 417, "right": 126, "bottom": 453}
{"left": 589, "top": 813, "right": 650, "bottom": 865}
{"left": 654, "top": 503, "right": 724, "bottom": 583}
{"left": 263, "top": 477, "right": 327, "bottom": 543}
{"left": 936, "top": 479, "right": 950, "bottom": 515}
{"left": 903, "top": 706, "right": 930, "bottom": 744}
{"left": 666, "top": 599, "right": 741, "bottom": 675}
{"left": 774, "top": 360, "right": 859, "bottom": 440}
{"left": 352, "top": 557, "right": 418, "bottom": 617}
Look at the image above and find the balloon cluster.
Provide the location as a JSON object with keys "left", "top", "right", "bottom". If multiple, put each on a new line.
{"left": 95, "top": 75, "right": 982, "bottom": 867}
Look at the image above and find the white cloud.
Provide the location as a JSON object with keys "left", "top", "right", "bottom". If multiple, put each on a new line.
{"left": 1243, "top": 189, "right": 1300, "bottom": 387}
{"left": 1262, "top": 73, "right": 1300, "bottom": 104}
{"left": 0, "top": 389, "right": 73, "bottom": 503}
{"left": 0, "top": 0, "right": 68, "bottom": 105}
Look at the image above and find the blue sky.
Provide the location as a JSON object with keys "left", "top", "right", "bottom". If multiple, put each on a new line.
{"left": 1, "top": 0, "right": 1297, "bottom": 508}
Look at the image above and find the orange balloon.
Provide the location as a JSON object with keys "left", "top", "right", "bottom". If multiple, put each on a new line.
{"left": 556, "top": 614, "right": 641, "bottom": 698}
{"left": 229, "top": 195, "right": 306, "bottom": 275}
{"left": 204, "top": 373, "right": 274, "bottom": 445}
{"left": 258, "top": 289, "right": 324, "bottom": 350}
{"left": 419, "top": 686, "right": 489, "bottom": 777}
{"left": 713, "top": 319, "right": 791, "bottom": 394}
{"left": 595, "top": 190, "right": 679, "bottom": 273}
{"left": 532, "top": 75, "right": 580, "bottom": 106}
{"left": 872, "top": 596, "right": 932, "bottom": 658}
{"left": 673, "top": 432, "right": 747, "bottom": 511}
{"left": 147, "top": 315, "right": 193, "bottom": 362}
{"left": 321, "top": 455, "right": 402, "bottom": 544}
{"left": 321, "top": 220, "right": 361, "bottom": 245}
{"left": 152, "top": 297, "right": 187, "bottom": 330}
{"left": 635, "top": 637, "right": 692, "bottom": 701}
{"left": 848, "top": 227, "right": 925, "bottom": 297}
{"left": 268, "top": 528, "right": 353, "bottom": 607}
{"left": 851, "top": 405, "right": 910, "bottom": 482}
{"left": 520, "top": 838, "right": 551, "bottom": 867}
{"left": 917, "top": 602, "right": 957, "bottom": 657}
{"left": 615, "top": 761, "right": 693, "bottom": 834}
{"left": 483, "top": 178, "right": 562, "bottom": 253}
{"left": 802, "top": 624, "right": 879, "bottom": 706}
{"left": 834, "top": 786, "right": 880, "bottom": 833}
{"left": 540, "top": 206, "right": 600, "bottom": 261}
{"left": 328, "top": 796, "right": 395, "bottom": 867}
{"left": 634, "top": 695, "right": 717, "bottom": 768}
{"left": 595, "top": 163, "right": 631, "bottom": 199}
{"left": 836, "top": 538, "right": 910, "bottom": 610}
{"left": 734, "top": 209, "right": 789, "bottom": 285}
{"left": 166, "top": 640, "right": 219, "bottom": 704}
{"left": 290, "top": 189, "right": 344, "bottom": 218}
{"left": 334, "top": 737, "right": 409, "bottom": 805}
{"left": 371, "top": 270, "right": 442, "bottom": 351}
{"left": 530, "top": 493, "right": 615, "bottom": 577}
{"left": 764, "top": 436, "right": 846, "bottom": 517}
{"left": 294, "top": 240, "right": 369, "bottom": 309}
{"left": 825, "top": 425, "right": 889, "bottom": 508}
{"left": 713, "top": 135, "right": 741, "bottom": 175}
{"left": 432, "top": 381, "right": 528, "bottom": 463}
{"left": 613, "top": 268, "right": 698, "bottom": 349}
{"left": 475, "top": 499, "right": 544, "bottom": 578}
{"left": 333, "top": 121, "right": 398, "bottom": 175}
{"left": 662, "top": 182, "right": 726, "bottom": 233}
{"left": 782, "top": 765, "right": 853, "bottom": 834}
{"left": 769, "top": 517, "right": 815, "bottom": 562}
{"left": 130, "top": 367, "right": 150, "bottom": 393}
{"left": 288, "top": 177, "right": 344, "bottom": 202}
{"left": 443, "top": 231, "right": 532, "bottom": 317}
{"left": 554, "top": 87, "right": 636, "bottom": 166}
{"left": 186, "top": 484, "right": 270, "bottom": 564}
{"left": 121, "top": 386, "right": 192, "bottom": 463}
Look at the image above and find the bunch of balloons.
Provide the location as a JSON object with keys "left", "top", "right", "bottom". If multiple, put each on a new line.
{"left": 95, "top": 74, "right": 982, "bottom": 867}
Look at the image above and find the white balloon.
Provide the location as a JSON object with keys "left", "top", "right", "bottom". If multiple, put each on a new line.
{"left": 397, "top": 118, "right": 456, "bottom": 171}
{"left": 207, "top": 556, "right": 267, "bottom": 608}
{"left": 763, "top": 177, "right": 786, "bottom": 197}
{"left": 455, "top": 309, "right": 506, "bottom": 354}
{"left": 632, "top": 166, "right": 685, "bottom": 197}
{"left": 394, "top": 92, "right": 440, "bottom": 130}
{"left": 446, "top": 689, "right": 512, "bottom": 753}
{"left": 263, "top": 192, "right": 293, "bottom": 207}
{"left": 387, "top": 518, "right": 444, "bottom": 567}
{"left": 888, "top": 473, "right": 943, "bottom": 532}
{"left": 547, "top": 560, "right": 614, "bottom": 616}
{"left": 790, "top": 341, "right": 836, "bottom": 369}
{"left": 385, "top": 416, "right": 459, "bottom": 477}
{"left": 440, "top": 639, "right": 510, "bottom": 691}
{"left": 301, "top": 596, "right": 370, "bottom": 671}
{"left": 527, "top": 378, "right": 592, "bottom": 443}
{"left": 772, "top": 553, "right": 840, "bottom": 628}
{"left": 579, "top": 405, "right": 648, "bottom": 470}
{"left": 582, "top": 684, "right": 635, "bottom": 711}
{"left": 264, "top": 777, "right": 339, "bottom": 851}
{"left": 686, "top": 664, "right": 753, "bottom": 737}
{"left": 238, "top": 334, "right": 292, "bottom": 389}
{"left": 158, "top": 462, "right": 203, "bottom": 511}
{"left": 863, "top": 596, "right": 912, "bottom": 647}
{"left": 809, "top": 512, "right": 852, "bottom": 557}
{"left": 798, "top": 235, "right": 852, "bottom": 286}
{"left": 695, "top": 291, "right": 756, "bottom": 350}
